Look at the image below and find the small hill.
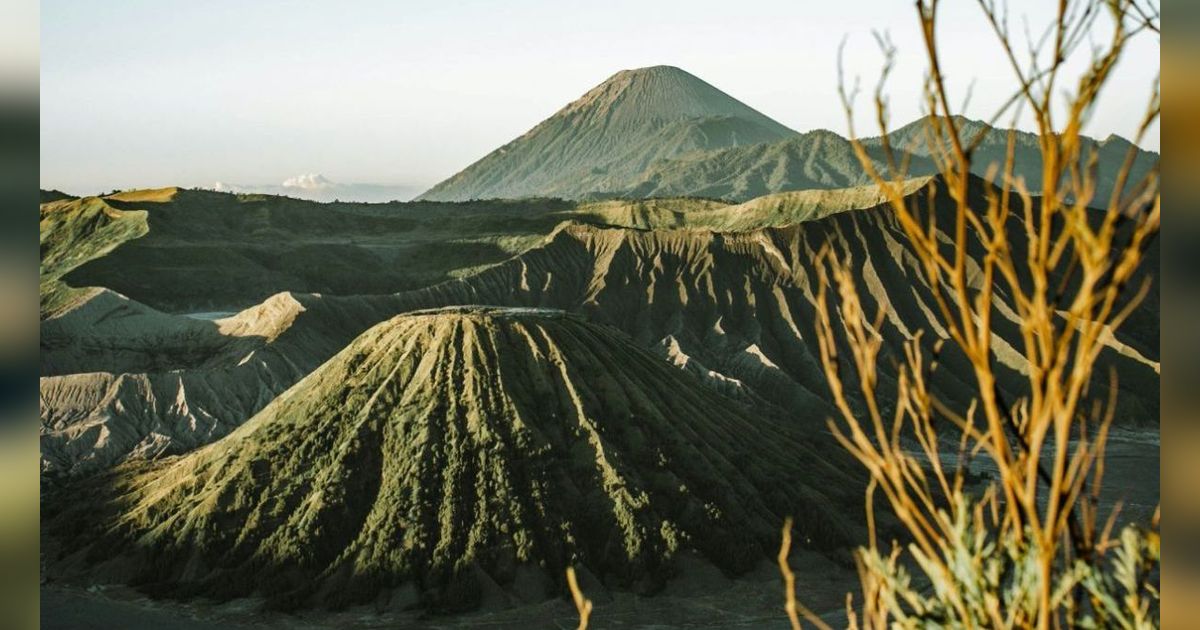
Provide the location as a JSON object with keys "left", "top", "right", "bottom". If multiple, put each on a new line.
{"left": 567, "top": 197, "right": 732, "bottom": 230}
{"left": 46, "top": 307, "right": 861, "bottom": 611}
{"left": 418, "top": 66, "right": 798, "bottom": 201}
{"left": 40, "top": 189, "right": 77, "bottom": 203}
{"left": 39, "top": 289, "right": 394, "bottom": 476}
{"left": 712, "top": 176, "right": 934, "bottom": 227}
{"left": 104, "top": 187, "right": 181, "bottom": 203}
{"left": 39, "top": 196, "right": 149, "bottom": 317}
{"left": 572, "top": 176, "right": 934, "bottom": 231}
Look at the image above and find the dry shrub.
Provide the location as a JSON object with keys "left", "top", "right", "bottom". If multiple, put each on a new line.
{"left": 794, "top": 0, "right": 1161, "bottom": 628}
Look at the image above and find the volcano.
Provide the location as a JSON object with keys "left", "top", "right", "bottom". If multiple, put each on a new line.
{"left": 47, "top": 306, "right": 862, "bottom": 611}
{"left": 418, "top": 66, "right": 797, "bottom": 201}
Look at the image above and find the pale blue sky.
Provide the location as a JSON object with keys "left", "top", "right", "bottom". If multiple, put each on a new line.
{"left": 41, "top": 0, "right": 1159, "bottom": 195}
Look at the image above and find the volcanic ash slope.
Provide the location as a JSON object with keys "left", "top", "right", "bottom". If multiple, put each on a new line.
{"left": 46, "top": 307, "right": 862, "bottom": 611}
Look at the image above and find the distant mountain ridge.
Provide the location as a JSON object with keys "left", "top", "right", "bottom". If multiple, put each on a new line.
{"left": 624, "top": 129, "right": 888, "bottom": 200}
{"left": 419, "top": 65, "right": 1158, "bottom": 202}
{"left": 858, "top": 116, "right": 1158, "bottom": 204}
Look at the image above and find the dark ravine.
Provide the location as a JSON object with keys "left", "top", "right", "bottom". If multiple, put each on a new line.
{"left": 45, "top": 307, "right": 863, "bottom": 611}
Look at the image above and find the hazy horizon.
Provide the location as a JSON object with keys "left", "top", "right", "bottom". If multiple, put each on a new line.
{"left": 42, "top": 0, "right": 1160, "bottom": 196}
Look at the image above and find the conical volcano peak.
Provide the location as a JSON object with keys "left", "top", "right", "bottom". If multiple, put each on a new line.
{"left": 564, "top": 64, "right": 778, "bottom": 124}
{"left": 616, "top": 64, "right": 691, "bottom": 76}
{"left": 418, "top": 66, "right": 797, "bottom": 201}
{"left": 49, "top": 305, "right": 861, "bottom": 610}
{"left": 597, "top": 64, "right": 696, "bottom": 87}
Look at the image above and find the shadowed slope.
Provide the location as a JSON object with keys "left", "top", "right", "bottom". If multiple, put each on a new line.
{"left": 40, "top": 189, "right": 77, "bottom": 203}
{"left": 48, "top": 189, "right": 574, "bottom": 314}
{"left": 46, "top": 307, "right": 861, "bottom": 611}
{"left": 40, "top": 196, "right": 149, "bottom": 317}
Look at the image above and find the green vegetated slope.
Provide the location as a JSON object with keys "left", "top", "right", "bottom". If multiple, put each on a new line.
{"left": 40, "top": 189, "right": 78, "bottom": 204}
{"left": 40, "top": 176, "right": 1159, "bottom": 480}
{"left": 52, "top": 189, "right": 574, "bottom": 313}
{"left": 45, "top": 178, "right": 919, "bottom": 315}
{"left": 418, "top": 66, "right": 799, "bottom": 202}
{"left": 39, "top": 175, "right": 1160, "bottom": 618}
{"left": 573, "top": 177, "right": 934, "bottom": 231}
{"left": 46, "top": 307, "right": 862, "bottom": 611}
{"left": 40, "top": 195, "right": 150, "bottom": 317}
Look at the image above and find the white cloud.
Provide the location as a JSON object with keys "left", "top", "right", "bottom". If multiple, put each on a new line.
{"left": 207, "top": 174, "right": 419, "bottom": 203}
{"left": 281, "top": 173, "right": 335, "bottom": 190}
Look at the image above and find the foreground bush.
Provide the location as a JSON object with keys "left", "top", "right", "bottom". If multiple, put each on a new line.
{"left": 789, "top": 1, "right": 1162, "bottom": 628}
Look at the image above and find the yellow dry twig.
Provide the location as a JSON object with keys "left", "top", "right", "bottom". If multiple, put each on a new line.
{"left": 792, "top": 0, "right": 1161, "bottom": 627}
{"left": 779, "top": 517, "right": 835, "bottom": 630}
{"left": 566, "top": 566, "right": 593, "bottom": 630}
